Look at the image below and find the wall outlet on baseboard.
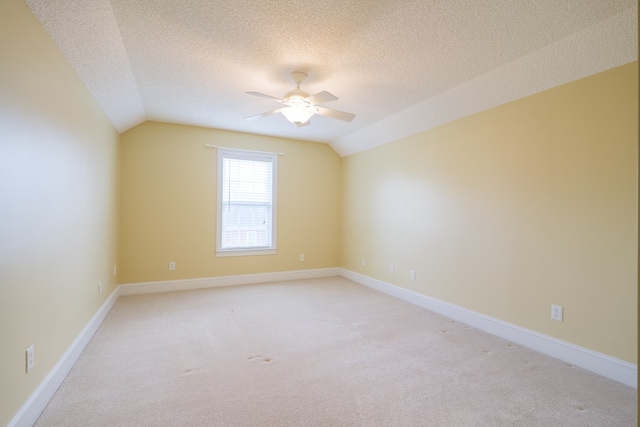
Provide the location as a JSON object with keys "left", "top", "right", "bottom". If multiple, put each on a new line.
{"left": 169, "top": 262, "right": 176, "bottom": 271}
{"left": 299, "top": 254, "right": 305, "bottom": 262}
{"left": 410, "top": 270, "right": 416, "bottom": 281}
{"left": 26, "top": 345, "right": 34, "bottom": 373}
{"left": 551, "top": 304, "right": 563, "bottom": 322}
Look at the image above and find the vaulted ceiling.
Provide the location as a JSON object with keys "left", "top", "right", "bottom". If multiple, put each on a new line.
{"left": 26, "top": 0, "right": 637, "bottom": 156}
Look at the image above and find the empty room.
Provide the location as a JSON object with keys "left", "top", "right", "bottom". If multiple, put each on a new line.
{"left": 1, "top": 0, "right": 637, "bottom": 426}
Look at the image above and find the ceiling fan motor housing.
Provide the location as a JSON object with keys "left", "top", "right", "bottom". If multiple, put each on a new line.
{"left": 284, "top": 88, "right": 310, "bottom": 105}
{"left": 285, "top": 72, "right": 310, "bottom": 105}
{"left": 245, "top": 70, "right": 355, "bottom": 125}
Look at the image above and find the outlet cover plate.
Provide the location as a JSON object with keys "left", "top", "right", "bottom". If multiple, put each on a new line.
{"left": 26, "top": 345, "right": 34, "bottom": 373}
{"left": 551, "top": 304, "right": 563, "bottom": 321}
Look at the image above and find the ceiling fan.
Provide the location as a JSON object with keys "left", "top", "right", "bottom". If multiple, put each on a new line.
{"left": 245, "top": 71, "right": 355, "bottom": 127}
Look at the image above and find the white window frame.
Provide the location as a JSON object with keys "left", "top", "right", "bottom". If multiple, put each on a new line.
{"left": 216, "top": 148, "right": 277, "bottom": 257}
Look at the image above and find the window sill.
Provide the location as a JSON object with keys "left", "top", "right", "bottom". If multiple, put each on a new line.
{"left": 216, "top": 249, "right": 276, "bottom": 257}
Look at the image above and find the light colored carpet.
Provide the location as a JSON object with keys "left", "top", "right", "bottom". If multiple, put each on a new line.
{"left": 35, "top": 277, "right": 636, "bottom": 426}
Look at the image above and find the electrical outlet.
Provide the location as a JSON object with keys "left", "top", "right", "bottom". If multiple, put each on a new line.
{"left": 299, "top": 254, "right": 305, "bottom": 262}
{"left": 98, "top": 280, "right": 102, "bottom": 295}
{"left": 361, "top": 257, "right": 366, "bottom": 266}
{"left": 389, "top": 265, "right": 394, "bottom": 274}
{"left": 26, "top": 345, "right": 34, "bottom": 373}
{"left": 169, "top": 262, "right": 176, "bottom": 271}
{"left": 551, "top": 304, "right": 563, "bottom": 322}
{"left": 410, "top": 270, "right": 416, "bottom": 281}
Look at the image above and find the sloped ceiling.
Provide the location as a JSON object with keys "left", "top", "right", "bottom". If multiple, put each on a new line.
{"left": 26, "top": 0, "right": 637, "bottom": 156}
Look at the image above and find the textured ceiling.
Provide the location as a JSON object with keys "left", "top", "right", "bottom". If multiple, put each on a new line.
{"left": 26, "top": 0, "right": 638, "bottom": 156}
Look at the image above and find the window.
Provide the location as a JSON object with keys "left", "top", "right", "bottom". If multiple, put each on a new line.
{"left": 216, "top": 148, "right": 277, "bottom": 256}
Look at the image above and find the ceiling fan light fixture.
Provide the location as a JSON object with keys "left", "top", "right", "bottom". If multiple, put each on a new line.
{"left": 281, "top": 105, "right": 317, "bottom": 125}
{"left": 246, "top": 70, "right": 355, "bottom": 126}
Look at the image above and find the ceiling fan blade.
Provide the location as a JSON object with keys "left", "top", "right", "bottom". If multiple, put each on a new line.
{"left": 245, "top": 108, "right": 282, "bottom": 120}
{"left": 246, "top": 91, "right": 284, "bottom": 102}
{"left": 315, "top": 106, "right": 356, "bottom": 122}
{"left": 306, "top": 91, "right": 338, "bottom": 105}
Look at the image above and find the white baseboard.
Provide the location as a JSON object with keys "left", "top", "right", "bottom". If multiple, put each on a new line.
{"left": 8, "top": 289, "right": 120, "bottom": 427}
{"left": 10, "top": 268, "right": 338, "bottom": 426}
{"left": 10, "top": 267, "right": 636, "bottom": 427}
{"left": 339, "top": 268, "right": 637, "bottom": 388}
{"left": 119, "top": 267, "right": 340, "bottom": 295}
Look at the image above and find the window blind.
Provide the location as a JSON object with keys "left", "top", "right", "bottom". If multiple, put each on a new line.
{"left": 217, "top": 149, "right": 277, "bottom": 253}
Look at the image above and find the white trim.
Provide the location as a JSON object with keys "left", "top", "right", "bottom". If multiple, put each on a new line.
{"left": 216, "top": 148, "right": 278, "bottom": 254}
{"left": 8, "top": 289, "right": 121, "bottom": 427}
{"left": 119, "top": 268, "right": 340, "bottom": 295}
{"left": 339, "top": 268, "right": 637, "bottom": 388}
{"left": 216, "top": 248, "right": 276, "bottom": 257}
{"left": 8, "top": 268, "right": 337, "bottom": 426}
{"left": 10, "top": 267, "right": 635, "bottom": 426}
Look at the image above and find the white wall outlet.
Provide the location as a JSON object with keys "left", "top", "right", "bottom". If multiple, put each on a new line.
{"left": 410, "top": 270, "right": 416, "bottom": 281}
{"left": 551, "top": 304, "right": 563, "bottom": 321}
{"left": 98, "top": 280, "right": 102, "bottom": 295}
{"left": 169, "top": 262, "right": 176, "bottom": 271}
{"left": 26, "top": 345, "right": 34, "bottom": 373}
{"left": 361, "top": 257, "right": 366, "bottom": 266}
{"left": 299, "top": 254, "right": 305, "bottom": 262}
{"left": 389, "top": 265, "right": 394, "bottom": 274}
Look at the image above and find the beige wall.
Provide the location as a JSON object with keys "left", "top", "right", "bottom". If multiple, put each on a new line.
{"left": 118, "top": 122, "right": 341, "bottom": 284}
{"left": 341, "top": 62, "right": 638, "bottom": 363}
{"left": 0, "top": 1, "right": 120, "bottom": 425}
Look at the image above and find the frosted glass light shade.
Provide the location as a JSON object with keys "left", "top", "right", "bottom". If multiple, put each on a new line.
{"left": 281, "top": 105, "right": 316, "bottom": 125}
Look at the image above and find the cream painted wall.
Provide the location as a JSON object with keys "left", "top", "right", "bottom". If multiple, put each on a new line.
{"left": 0, "top": 1, "right": 119, "bottom": 425}
{"left": 341, "top": 62, "right": 638, "bottom": 364}
{"left": 118, "top": 122, "right": 341, "bottom": 284}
